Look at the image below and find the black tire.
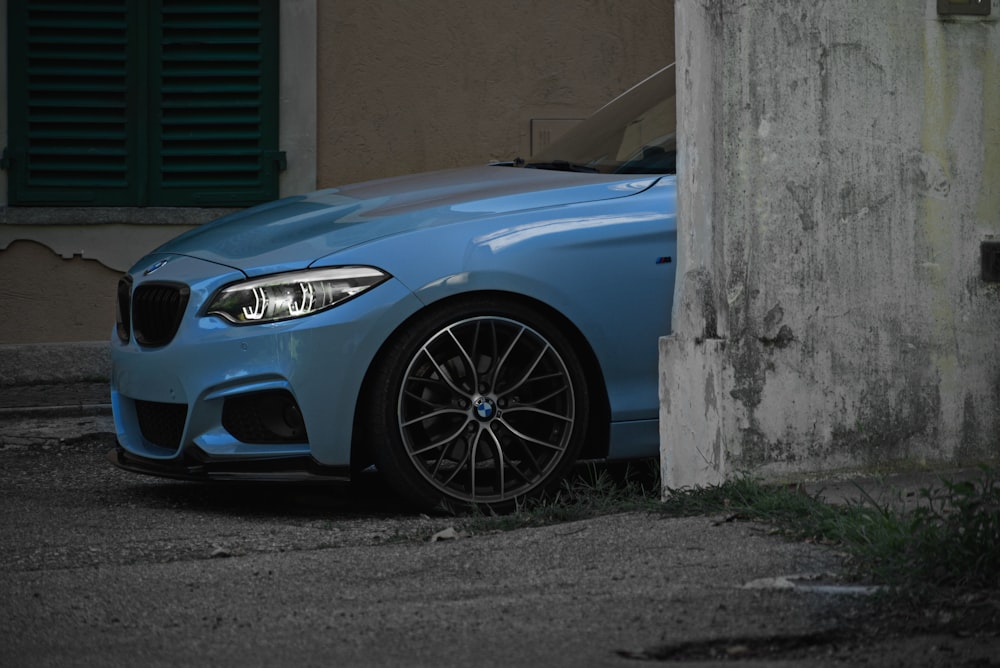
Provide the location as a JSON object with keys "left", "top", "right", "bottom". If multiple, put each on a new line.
{"left": 365, "top": 297, "right": 589, "bottom": 513}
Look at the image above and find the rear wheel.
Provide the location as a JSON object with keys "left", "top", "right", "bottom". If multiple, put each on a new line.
{"left": 366, "top": 298, "right": 589, "bottom": 512}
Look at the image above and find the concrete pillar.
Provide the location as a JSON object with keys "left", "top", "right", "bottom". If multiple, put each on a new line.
{"left": 662, "top": 0, "right": 1000, "bottom": 492}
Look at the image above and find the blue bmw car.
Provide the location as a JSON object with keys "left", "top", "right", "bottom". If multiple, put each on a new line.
{"left": 110, "top": 65, "right": 677, "bottom": 512}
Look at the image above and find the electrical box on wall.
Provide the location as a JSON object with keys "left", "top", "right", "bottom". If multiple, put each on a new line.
{"left": 937, "top": 0, "right": 991, "bottom": 16}
{"left": 982, "top": 242, "right": 1000, "bottom": 283}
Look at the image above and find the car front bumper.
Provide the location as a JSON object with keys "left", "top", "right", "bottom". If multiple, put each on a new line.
{"left": 112, "top": 254, "right": 423, "bottom": 473}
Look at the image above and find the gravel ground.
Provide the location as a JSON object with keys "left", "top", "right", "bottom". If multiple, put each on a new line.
{"left": 0, "top": 397, "right": 997, "bottom": 666}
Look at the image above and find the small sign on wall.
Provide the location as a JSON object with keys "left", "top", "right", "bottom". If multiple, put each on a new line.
{"left": 937, "top": 0, "right": 991, "bottom": 15}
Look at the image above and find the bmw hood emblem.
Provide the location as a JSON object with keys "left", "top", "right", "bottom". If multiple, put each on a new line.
{"left": 143, "top": 258, "right": 170, "bottom": 276}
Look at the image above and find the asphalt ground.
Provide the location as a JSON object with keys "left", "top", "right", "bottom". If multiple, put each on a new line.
{"left": 1, "top": 381, "right": 997, "bottom": 666}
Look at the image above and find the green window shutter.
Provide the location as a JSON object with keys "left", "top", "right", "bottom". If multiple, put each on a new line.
{"left": 151, "top": 0, "right": 281, "bottom": 206}
{"left": 6, "top": 0, "right": 281, "bottom": 207}
{"left": 7, "top": 0, "right": 142, "bottom": 205}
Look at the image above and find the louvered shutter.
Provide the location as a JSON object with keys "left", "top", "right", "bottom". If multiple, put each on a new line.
{"left": 150, "top": 0, "right": 281, "bottom": 205}
{"left": 7, "top": 0, "right": 141, "bottom": 205}
{"left": 5, "top": 0, "right": 281, "bottom": 207}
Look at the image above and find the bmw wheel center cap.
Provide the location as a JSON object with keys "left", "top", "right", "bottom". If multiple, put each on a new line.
{"left": 473, "top": 397, "right": 496, "bottom": 420}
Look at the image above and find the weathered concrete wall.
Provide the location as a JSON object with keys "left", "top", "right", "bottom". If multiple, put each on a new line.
{"left": 662, "top": 0, "right": 1000, "bottom": 489}
{"left": 0, "top": 218, "right": 201, "bottom": 343}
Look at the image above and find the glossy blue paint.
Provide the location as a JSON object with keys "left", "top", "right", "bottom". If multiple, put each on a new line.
{"left": 156, "top": 168, "right": 659, "bottom": 278}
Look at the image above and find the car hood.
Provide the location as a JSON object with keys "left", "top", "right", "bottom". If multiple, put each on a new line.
{"left": 152, "top": 166, "right": 658, "bottom": 276}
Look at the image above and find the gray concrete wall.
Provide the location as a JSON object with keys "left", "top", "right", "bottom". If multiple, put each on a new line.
{"left": 662, "top": 0, "right": 1000, "bottom": 489}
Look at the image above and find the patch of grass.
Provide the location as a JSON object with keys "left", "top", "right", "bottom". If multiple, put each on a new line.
{"left": 847, "top": 467, "right": 1000, "bottom": 595}
{"left": 660, "top": 467, "right": 1000, "bottom": 617}
{"left": 660, "top": 475, "right": 859, "bottom": 546}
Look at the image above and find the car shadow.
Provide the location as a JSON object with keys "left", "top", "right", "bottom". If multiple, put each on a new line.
{"left": 114, "top": 473, "right": 419, "bottom": 519}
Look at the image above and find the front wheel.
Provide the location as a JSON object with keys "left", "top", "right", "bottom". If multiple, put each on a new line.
{"left": 365, "top": 298, "right": 589, "bottom": 512}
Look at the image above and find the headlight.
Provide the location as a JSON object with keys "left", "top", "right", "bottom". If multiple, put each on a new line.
{"left": 206, "top": 266, "right": 389, "bottom": 324}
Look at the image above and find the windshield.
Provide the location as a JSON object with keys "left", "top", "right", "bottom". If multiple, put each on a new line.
{"left": 522, "top": 64, "right": 676, "bottom": 175}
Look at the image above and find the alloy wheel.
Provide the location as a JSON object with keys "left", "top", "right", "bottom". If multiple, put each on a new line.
{"left": 396, "top": 316, "right": 577, "bottom": 505}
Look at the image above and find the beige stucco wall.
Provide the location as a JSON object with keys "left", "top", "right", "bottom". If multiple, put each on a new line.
{"left": 0, "top": 240, "right": 120, "bottom": 344}
{"left": 0, "top": 223, "right": 198, "bottom": 344}
{"left": 317, "top": 0, "right": 675, "bottom": 186}
{"left": 0, "top": 0, "right": 674, "bottom": 346}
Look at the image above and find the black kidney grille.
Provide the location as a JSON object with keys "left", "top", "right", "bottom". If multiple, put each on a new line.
{"left": 135, "top": 400, "right": 188, "bottom": 450}
{"left": 132, "top": 283, "right": 190, "bottom": 347}
{"left": 116, "top": 276, "right": 132, "bottom": 343}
